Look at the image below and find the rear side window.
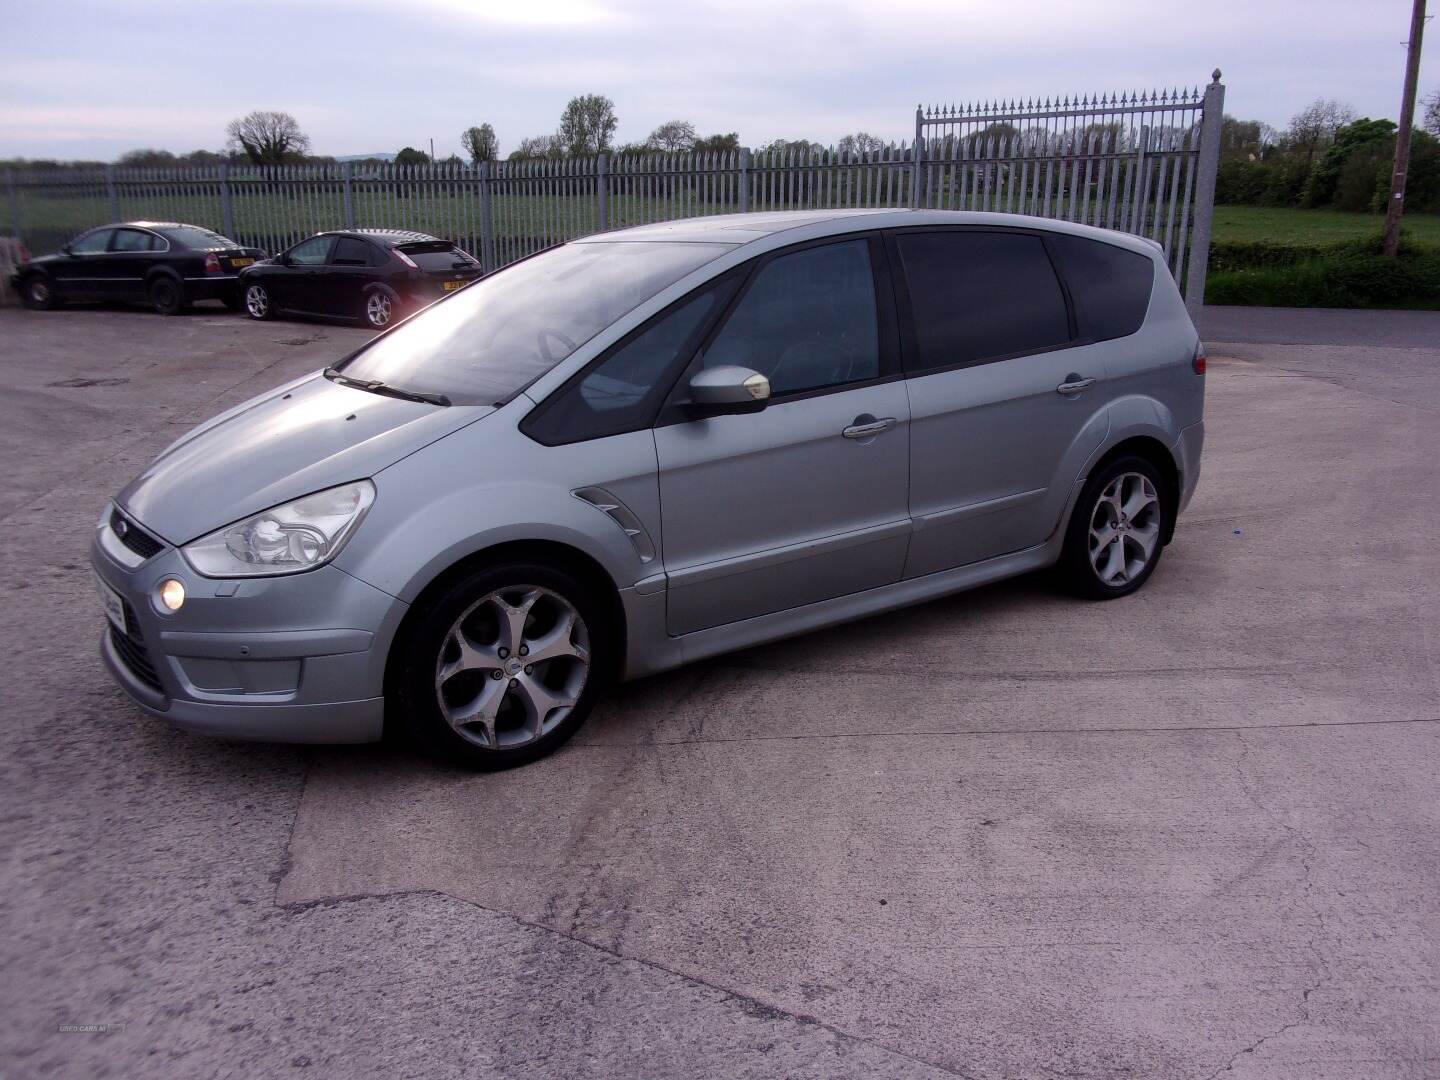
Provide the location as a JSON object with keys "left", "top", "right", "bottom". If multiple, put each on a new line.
{"left": 895, "top": 231, "right": 1070, "bottom": 370}
{"left": 160, "top": 225, "right": 237, "bottom": 250}
{"left": 111, "top": 228, "right": 158, "bottom": 252}
{"left": 332, "top": 237, "right": 376, "bottom": 266}
{"left": 523, "top": 279, "right": 730, "bottom": 445}
{"left": 1048, "top": 233, "right": 1154, "bottom": 341}
{"left": 397, "top": 241, "right": 479, "bottom": 271}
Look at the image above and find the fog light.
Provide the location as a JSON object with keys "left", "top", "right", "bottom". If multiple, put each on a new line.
{"left": 158, "top": 578, "right": 186, "bottom": 612}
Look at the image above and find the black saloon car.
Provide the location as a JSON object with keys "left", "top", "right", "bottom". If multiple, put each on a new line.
{"left": 238, "top": 229, "right": 482, "bottom": 329}
{"left": 12, "top": 222, "right": 263, "bottom": 314}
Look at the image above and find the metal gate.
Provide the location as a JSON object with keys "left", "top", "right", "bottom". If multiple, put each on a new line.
{"left": 914, "top": 71, "right": 1224, "bottom": 310}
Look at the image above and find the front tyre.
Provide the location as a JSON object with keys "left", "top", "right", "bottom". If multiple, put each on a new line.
{"left": 1059, "top": 455, "right": 1168, "bottom": 600}
{"left": 395, "top": 562, "right": 611, "bottom": 770}
{"left": 20, "top": 275, "right": 59, "bottom": 310}
{"left": 243, "top": 282, "right": 274, "bottom": 320}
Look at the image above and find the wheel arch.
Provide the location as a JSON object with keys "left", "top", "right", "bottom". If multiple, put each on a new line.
{"left": 381, "top": 537, "right": 628, "bottom": 709}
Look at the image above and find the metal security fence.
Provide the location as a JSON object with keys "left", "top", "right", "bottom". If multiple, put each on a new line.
{"left": 1, "top": 73, "right": 1222, "bottom": 308}
{"left": 914, "top": 72, "right": 1224, "bottom": 309}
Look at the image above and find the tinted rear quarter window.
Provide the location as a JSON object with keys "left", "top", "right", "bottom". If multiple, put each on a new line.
{"left": 332, "top": 237, "right": 376, "bottom": 265}
{"left": 159, "top": 225, "right": 238, "bottom": 250}
{"left": 895, "top": 231, "right": 1069, "bottom": 370}
{"left": 1048, "top": 233, "right": 1154, "bottom": 342}
{"left": 398, "top": 241, "right": 478, "bottom": 271}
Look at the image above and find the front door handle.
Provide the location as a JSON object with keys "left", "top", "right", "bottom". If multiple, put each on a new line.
{"left": 1056, "top": 374, "right": 1096, "bottom": 395}
{"left": 842, "top": 415, "right": 898, "bottom": 440}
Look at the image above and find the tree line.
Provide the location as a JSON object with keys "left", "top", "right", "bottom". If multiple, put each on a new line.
{"left": 1217, "top": 93, "right": 1440, "bottom": 213}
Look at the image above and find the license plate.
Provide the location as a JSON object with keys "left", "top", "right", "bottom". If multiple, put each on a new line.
{"left": 442, "top": 280, "right": 464, "bottom": 292}
{"left": 94, "top": 573, "right": 126, "bottom": 632}
{"left": 229, "top": 257, "right": 255, "bottom": 268}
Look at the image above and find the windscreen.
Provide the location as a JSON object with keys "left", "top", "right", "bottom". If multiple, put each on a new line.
{"left": 337, "top": 241, "right": 732, "bottom": 404}
{"left": 398, "top": 241, "right": 479, "bottom": 271}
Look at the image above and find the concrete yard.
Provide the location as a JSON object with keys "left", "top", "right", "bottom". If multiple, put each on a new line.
{"left": 1, "top": 302, "right": 1436, "bottom": 1079}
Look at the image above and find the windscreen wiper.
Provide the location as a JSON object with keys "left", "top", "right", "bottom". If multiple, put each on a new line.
{"left": 324, "top": 367, "right": 451, "bottom": 407}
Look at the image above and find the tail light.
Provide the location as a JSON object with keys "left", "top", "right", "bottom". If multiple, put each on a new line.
{"left": 204, "top": 253, "right": 222, "bottom": 275}
{"left": 394, "top": 249, "right": 419, "bottom": 269}
{"left": 1192, "top": 345, "right": 1207, "bottom": 376}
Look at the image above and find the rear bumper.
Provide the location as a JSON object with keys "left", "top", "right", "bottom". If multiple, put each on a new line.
{"left": 1174, "top": 419, "right": 1204, "bottom": 514}
{"left": 91, "top": 513, "right": 403, "bottom": 744}
{"left": 182, "top": 276, "right": 242, "bottom": 302}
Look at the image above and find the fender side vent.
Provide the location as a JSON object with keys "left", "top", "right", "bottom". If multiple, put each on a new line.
{"left": 572, "top": 487, "right": 656, "bottom": 563}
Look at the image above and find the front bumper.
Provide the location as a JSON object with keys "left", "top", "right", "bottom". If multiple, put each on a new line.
{"left": 91, "top": 508, "right": 405, "bottom": 743}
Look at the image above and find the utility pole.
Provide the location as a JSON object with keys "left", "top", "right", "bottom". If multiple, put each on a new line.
{"left": 1383, "top": 0, "right": 1427, "bottom": 257}
{"left": 429, "top": 137, "right": 435, "bottom": 162}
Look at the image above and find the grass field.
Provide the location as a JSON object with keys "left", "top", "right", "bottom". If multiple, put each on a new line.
{"left": 1212, "top": 205, "right": 1440, "bottom": 248}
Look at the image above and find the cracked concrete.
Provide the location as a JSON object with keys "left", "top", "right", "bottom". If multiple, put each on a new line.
{"left": 2, "top": 305, "right": 1438, "bottom": 1079}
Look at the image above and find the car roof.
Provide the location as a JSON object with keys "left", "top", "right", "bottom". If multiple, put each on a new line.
{"left": 346, "top": 228, "right": 443, "bottom": 246}
{"left": 574, "top": 208, "right": 1161, "bottom": 258}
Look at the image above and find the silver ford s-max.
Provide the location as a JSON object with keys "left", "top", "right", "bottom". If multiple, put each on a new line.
{"left": 93, "top": 210, "right": 1204, "bottom": 768}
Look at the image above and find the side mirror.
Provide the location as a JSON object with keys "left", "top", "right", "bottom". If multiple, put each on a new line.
{"left": 687, "top": 365, "right": 770, "bottom": 416}
{"left": 61, "top": 244, "right": 73, "bottom": 256}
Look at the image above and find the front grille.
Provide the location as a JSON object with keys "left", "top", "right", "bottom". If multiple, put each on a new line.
{"left": 110, "top": 508, "right": 164, "bottom": 560}
{"left": 110, "top": 600, "right": 163, "bottom": 694}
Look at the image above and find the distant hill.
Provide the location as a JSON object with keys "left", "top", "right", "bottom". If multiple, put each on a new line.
{"left": 335, "top": 152, "right": 396, "bottom": 162}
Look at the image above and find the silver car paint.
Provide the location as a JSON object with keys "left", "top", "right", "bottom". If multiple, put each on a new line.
{"left": 93, "top": 209, "right": 1203, "bottom": 742}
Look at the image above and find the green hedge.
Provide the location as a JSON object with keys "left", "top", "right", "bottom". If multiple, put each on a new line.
{"left": 1206, "top": 237, "right": 1440, "bottom": 308}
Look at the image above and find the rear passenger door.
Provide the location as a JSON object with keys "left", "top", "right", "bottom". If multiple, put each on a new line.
{"left": 889, "top": 228, "right": 1111, "bottom": 577}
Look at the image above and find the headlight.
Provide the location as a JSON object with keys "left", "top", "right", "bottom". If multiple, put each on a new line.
{"left": 182, "top": 480, "right": 375, "bottom": 577}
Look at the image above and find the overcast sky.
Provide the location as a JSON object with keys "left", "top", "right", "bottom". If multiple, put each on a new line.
{"left": 2, "top": 0, "right": 1435, "bottom": 161}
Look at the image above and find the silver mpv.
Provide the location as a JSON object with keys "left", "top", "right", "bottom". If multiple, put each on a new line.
{"left": 93, "top": 210, "right": 1205, "bottom": 769}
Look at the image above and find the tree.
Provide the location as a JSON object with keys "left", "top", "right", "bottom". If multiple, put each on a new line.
{"left": 118, "top": 148, "right": 178, "bottom": 167}
{"left": 1423, "top": 89, "right": 1440, "bottom": 137}
{"left": 1284, "top": 99, "right": 1356, "bottom": 166}
{"left": 692, "top": 132, "right": 740, "bottom": 153}
{"left": 837, "top": 131, "right": 887, "bottom": 156}
{"left": 225, "top": 110, "right": 311, "bottom": 165}
{"left": 646, "top": 120, "right": 696, "bottom": 152}
{"left": 558, "top": 94, "right": 618, "bottom": 155}
{"left": 394, "top": 146, "right": 430, "bottom": 167}
{"left": 759, "top": 138, "right": 822, "bottom": 156}
{"left": 462, "top": 123, "right": 498, "bottom": 164}
{"left": 1300, "top": 118, "right": 1396, "bottom": 210}
{"left": 1220, "top": 116, "right": 1278, "bottom": 161}
{"left": 509, "top": 134, "right": 563, "bottom": 161}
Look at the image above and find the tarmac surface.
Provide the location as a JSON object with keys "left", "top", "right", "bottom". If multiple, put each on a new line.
{"left": 2, "top": 301, "right": 1437, "bottom": 1079}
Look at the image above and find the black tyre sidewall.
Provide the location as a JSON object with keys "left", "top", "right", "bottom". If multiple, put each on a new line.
{"left": 149, "top": 276, "right": 183, "bottom": 315}
{"left": 21, "top": 275, "right": 57, "bottom": 310}
{"left": 394, "top": 561, "right": 614, "bottom": 770}
{"left": 1060, "top": 455, "right": 1168, "bottom": 600}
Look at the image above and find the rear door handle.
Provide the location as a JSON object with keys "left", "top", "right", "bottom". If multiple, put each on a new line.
{"left": 1056, "top": 374, "right": 1096, "bottom": 395}
{"left": 842, "top": 415, "right": 898, "bottom": 440}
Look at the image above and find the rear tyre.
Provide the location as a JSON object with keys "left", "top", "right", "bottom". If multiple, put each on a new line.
{"left": 243, "top": 282, "right": 274, "bottom": 320}
{"left": 1058, "top": 455, "right": 1168, "bottom": 600}
{"left": 19, "top": 275, "right": 59, "bottom": 310}
{"left": 394, "top": 561, "right": 613, "bottom": 770}
{"left": 148, "top": 276, "right": 185, "bottom": 316}
{"left": 363, "top": 287, "right": 398, "bottom": 330}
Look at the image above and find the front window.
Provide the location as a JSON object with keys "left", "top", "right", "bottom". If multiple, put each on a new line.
{"left": 337, "top": 241, "right": 732, "bottom": 405}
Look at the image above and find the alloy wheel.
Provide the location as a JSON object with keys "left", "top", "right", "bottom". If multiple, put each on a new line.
{"left": 1087, "top": 471, "right": 1162, "bottom": 587}
{"left": 29, "top": 279, "right": 50, "bottom": 304}
{"left": 434, "top": 585, "right": 590, "bottom": 751}
{"left": 366, "top": 292, "right": 392, "bottom": 328}
{"left": 245, "top": 284, "right": 268, "bottom": 318}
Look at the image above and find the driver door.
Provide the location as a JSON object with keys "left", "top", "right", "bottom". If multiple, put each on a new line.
{"left": 653, "top": 236, "right": 911, "bottom": 636}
